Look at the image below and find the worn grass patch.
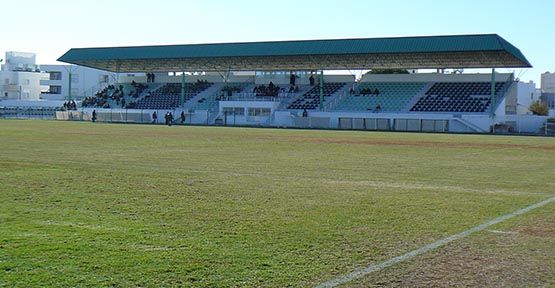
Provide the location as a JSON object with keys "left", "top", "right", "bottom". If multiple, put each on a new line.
{"left": 349, "top": 206, "right": 555, "bottom": 287}
{"left": 0, "top": 120, "right": 553, "bottom": 287}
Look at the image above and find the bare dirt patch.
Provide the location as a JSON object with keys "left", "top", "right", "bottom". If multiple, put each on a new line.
{"left": 514, "top": 218, "right": 555, "bottom": 237}
{"left": 349, "top": 215, "right": 555, "bottom": 287}
{"left": 350, "top": 241, "right": 553, "bottom": 287}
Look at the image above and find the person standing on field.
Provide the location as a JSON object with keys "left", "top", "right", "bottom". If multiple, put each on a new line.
{"left": 168, "top": 112, "right": 174, "bottom": 126}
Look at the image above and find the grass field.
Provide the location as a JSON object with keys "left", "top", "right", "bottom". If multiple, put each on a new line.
{"left": 0, "top": 119, "right": 554, "bottom": 287}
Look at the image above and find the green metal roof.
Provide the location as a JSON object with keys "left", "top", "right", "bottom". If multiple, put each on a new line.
{"left": 58, "top": 34, "right": 531, "bottom": 72}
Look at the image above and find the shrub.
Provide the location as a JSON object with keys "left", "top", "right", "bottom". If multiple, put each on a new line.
{"left": 529, "top": 100, "right": 549, "bottom": 116}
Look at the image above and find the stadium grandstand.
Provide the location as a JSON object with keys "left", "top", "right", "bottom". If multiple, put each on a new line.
{"left": 53, "top": 34, "right": 541, "bottom": 134}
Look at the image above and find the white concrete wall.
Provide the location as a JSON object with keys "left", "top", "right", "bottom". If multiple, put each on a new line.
{"left": 219, "top": 101, "right": 279, "bottom": 125}
{"left": 40, "top": 65, "right": 115, "bottom": 100}
{"left": 460, "top": 115, "right": 492, "bottom": 132}
{"left": 513, "top": 81, "right": 541, "bottom": 115}
{"left": 66, "top": 106, "right": 551, "bottom": 134}
{"left": 499, "top": 115, "right": 548, "bottom": 133}
{"left": 494, "top": 97, "right": 506, "bottom": 117}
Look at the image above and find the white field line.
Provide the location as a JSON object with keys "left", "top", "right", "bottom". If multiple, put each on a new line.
{"left": 316, "top": 195, "right": 555, "bottom": 288}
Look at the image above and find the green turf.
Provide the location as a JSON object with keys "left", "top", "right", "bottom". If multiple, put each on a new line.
{"left": 0, "top": 120, "right": 553, "bottom": 287}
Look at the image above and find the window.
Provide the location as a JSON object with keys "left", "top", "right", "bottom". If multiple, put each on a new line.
{"left": 99, "top": 74, "right": 109, "bottom": 83}
{"left": 247, "top": 108, "right": 271, "bottom": 117}
{"left": 49, "top": 72, "right": 62, "bottom": 80}
{"left": 223, "top": 107, "right": 245, "bottom": 115}
{"left": 23, "top": 79, "right": 30, "bottom": 85}
{"left": 70, "top": 73, "right": 79, "bottom": 83}
{"left": 70, "top": 88, "right": 79, "bottom": 96}
{"left": 48, "top": 85, "right": 62, "bottom": 94}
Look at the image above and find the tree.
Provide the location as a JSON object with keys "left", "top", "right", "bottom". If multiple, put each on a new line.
{"left": 529, "top": 100, "right": 549, "bottom": 116}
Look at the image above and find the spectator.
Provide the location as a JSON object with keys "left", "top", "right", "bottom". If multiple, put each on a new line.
{"left": 309, "top": 74, "right": 315, "bottom": 86}
{"left": 375, "top": 104, "right": 382, "bottom": 113}
{"left": 302, "top": 108, "right": 308, "bottom": 117}
{"left": 290, "top": 73, "right": 297, "bottom": 86}
{"left": 180, "top": 111, "right": 186, "bottom": 124}
{"left": 165, "top": 112, "right": 173, "bottom": 126}
{"left": 374, "top": 88, "right": 380, "bottom": 95}
{"left": 91, "top": 109, "right": 97, "bottom": 123}
{"left": 152, "top": 111, "right": 157, "bottom": 124}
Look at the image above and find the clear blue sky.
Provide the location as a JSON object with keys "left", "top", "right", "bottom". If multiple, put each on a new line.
{"left": 2, "top": 0, "right": 553, "bottom": 84}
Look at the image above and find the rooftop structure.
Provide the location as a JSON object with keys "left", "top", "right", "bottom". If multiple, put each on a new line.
{"left": 58, "top": 34, "right": 531, "bottom": 72}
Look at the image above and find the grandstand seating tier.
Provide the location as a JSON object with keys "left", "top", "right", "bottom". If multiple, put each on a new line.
{"left": 135, "top": 82, "right": 212, "bottom": 110}
{"left": 410, "top": 82, "right": 506, "bottom": 113}
{"left": 287, "top": 83, "right": 346, "bottom": 110}
{"left": 333, "top": 82, "right": 426, "bottom": 112}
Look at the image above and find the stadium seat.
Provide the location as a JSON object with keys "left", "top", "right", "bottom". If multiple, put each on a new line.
{"left": 135, "top": 82, "right": 212, "bottom": 110}
{"left": 333, "top": 82, "right": 426, "bottom": 112}
{"left": 287, "top": 83, "right": 346, "bottom": 110}
{"left": 410, "top": 82, "right": 505, "bottom": 113}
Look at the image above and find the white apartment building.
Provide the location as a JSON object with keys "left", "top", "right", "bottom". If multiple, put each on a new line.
{"left": 0, "top": 51, "right": 115, "bottom": 103}
{"left": 40, "top": 65, "right": 116, "bottom": 101}
{"left": 541, "top": 72, "right": 555, "bottom": 93}
{"left": 0, "top": 52, "right": 46, "bottom": 101}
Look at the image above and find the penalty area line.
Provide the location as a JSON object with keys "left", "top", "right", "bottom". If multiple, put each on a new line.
{"left": 316, "top": 195, "right": 555, "bottom": 288}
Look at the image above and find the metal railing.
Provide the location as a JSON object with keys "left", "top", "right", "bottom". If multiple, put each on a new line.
{"left": 222, "top": 92, "right": 290, "bottom": 102}
{"left": 0, "top": 106, "right": 61, "bottom": 119}
{"left": 54, "top": 108, "right": 212, "bottom": 125}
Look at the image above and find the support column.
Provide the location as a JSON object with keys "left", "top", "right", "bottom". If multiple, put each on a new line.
{"left": 115, "top": 61, "right": 121, "bottom": 90}
{"left": 181, "top": 71, "right": 186, "bottom": 107}
{"left": 67, "top": 72, "right": 72, "bottom": 101}
{"left": 319, "top": 70, "right": 324, "bottom": 111}
{"left": 490, "top": 68, "right": 496, "bottom": 118}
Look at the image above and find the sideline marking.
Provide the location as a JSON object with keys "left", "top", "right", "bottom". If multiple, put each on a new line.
{"left": 316, "top": 195, "right": 555, "bottom": 288}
